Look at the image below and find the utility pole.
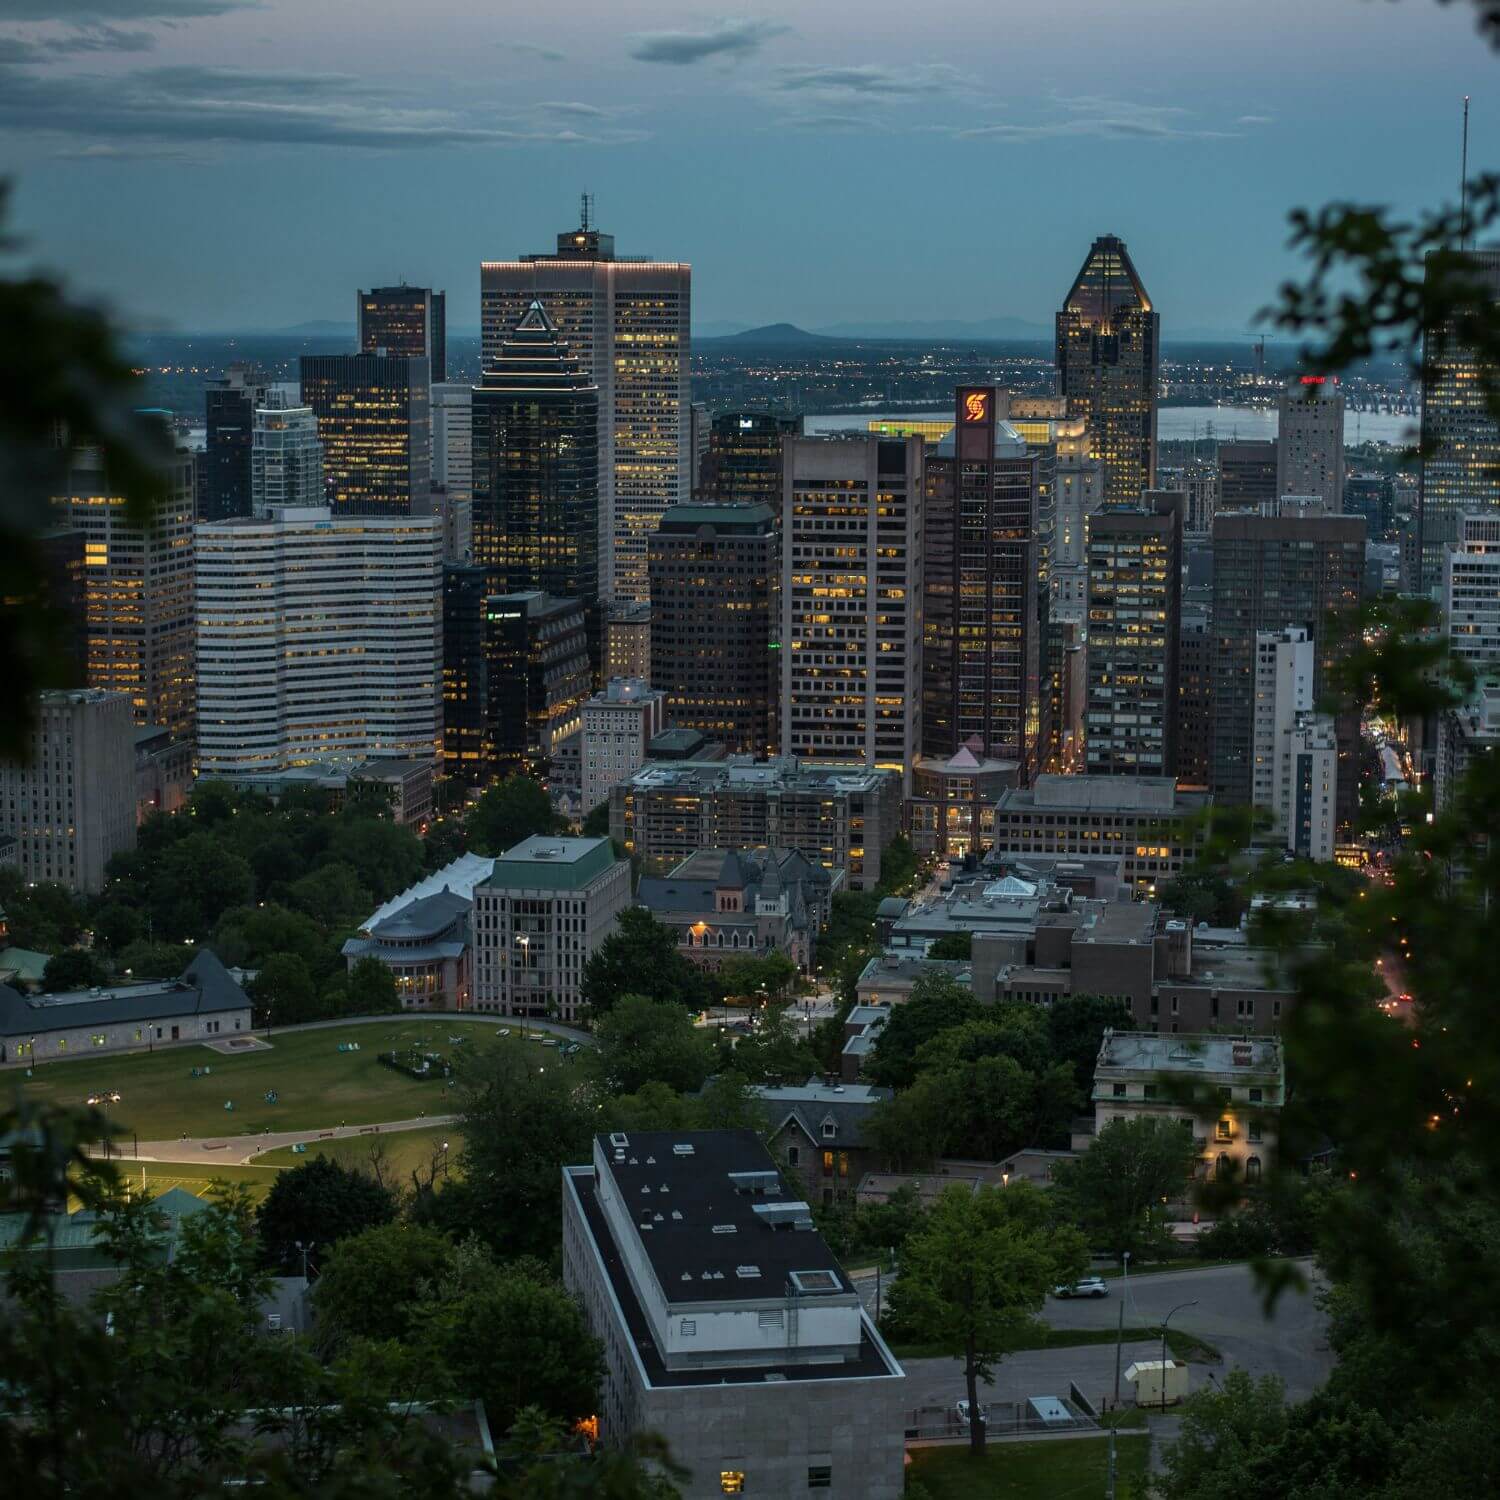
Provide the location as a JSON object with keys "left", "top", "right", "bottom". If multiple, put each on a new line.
{"left": 1106, "top": 1425, "right": 1117, "bottom": 1500}
{"left": 1112, "top": 1297, "right": 1125, "bottom": 1407}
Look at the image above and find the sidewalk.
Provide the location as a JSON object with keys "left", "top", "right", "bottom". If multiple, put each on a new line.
{"left": 122, "top": 1113, "right": 460, "bottom": 1167}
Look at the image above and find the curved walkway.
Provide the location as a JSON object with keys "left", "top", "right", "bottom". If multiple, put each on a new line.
{"left": 129, "top": 1114, "right": 460, "bottom": 1167}
{"left": 262, "top": 1012, "right": 593, "bottom": 1045}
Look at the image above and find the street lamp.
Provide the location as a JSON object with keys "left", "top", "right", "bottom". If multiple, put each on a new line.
{"left": 516, "top": 933, "right": 531, "bottom": 1036}
{"left": 294, "top": 1239, "right": 316, "bottom": 1281}
{"left": 86, "top": 1092, "right": 122, "bottom": 1159}
{"left": 1160, "top": 1300, "right": 1199, "bottom": 1413}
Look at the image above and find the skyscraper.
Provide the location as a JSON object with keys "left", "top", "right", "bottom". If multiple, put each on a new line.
{"left": 1277, "top": 377, "right": 1345, "bottom": 511}
{"left": 300, "top": 353, "right": 431, "bottom": 516}
{"left": 699, "top": 412, "right": 802, "bottom": 511}
{"left": 782, "top": 436, "right": 923, "bottom": 790}
{"left": 480, "top": 591, "right": 590, "bottom": 779}
{"left": 1218, "top": 440, "right": 1279, "bottom": 511}
{"left": 480, "top": 212, "right": 691, "bottom": 602}
{"left": 440, "top": 564, "right": 489, "bottom": 782}
{"left": 431, "top": 382, "right": 474, "bottom": 560}
{"left": 195, "top": 507, "right": 441, "bottom": 774}
{"left": 1444, "top": 512, "right": 1500, "bottom": 667}
{"left": 1056, "top": 235, "right": 1159, "bottom": 505}
{"left": 250, "top": 404, "right": 322, "bottom": 514}
{"left": 470, "top": 302, "right": 600, "bottom": 662}
{"left": 203, "top": 363, "right": 268, "bottom": 522}
{"left": 359, "top": 284, "right": 446, "bottom": 382}
{"left": 648, "top": 501, "right": 778, "bottom": 755}
{"left": 1251, "top": 627, "right": 1338, "bottom": 862}
{"left": 59, "top": 444, "right": 195, "bottom": 737}
{"left": 1417, "top": 247, "right": 1500, "bottom": 593}
{"left": 1085, "top": 490, "right": 1183, "bottom": 777}
{"left": 921, "top": 387, "right": 1040, "bottom": 776}
{"left": 1211, "top": 505, "right": 1366, "bottom": 831}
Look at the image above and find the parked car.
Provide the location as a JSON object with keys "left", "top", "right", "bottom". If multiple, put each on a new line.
{"left": 1052, "top": 1276, "right": 1109, "bottom": 1299}
{"left": 954, "top": 1399, "right": 987, "bottom": 1426}
{"left": 494, "top": 1028, "right": 511, "bottom": 1038}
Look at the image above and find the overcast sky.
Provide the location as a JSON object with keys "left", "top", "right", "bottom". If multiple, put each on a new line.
{"left": 2, "top": 0, "right": 1494, "bottom": 334}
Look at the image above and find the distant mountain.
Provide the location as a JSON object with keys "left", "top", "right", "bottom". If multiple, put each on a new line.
{"left": 812, "top": 316, "right": 1051, "bottom": 340}
{"left": 694, "top": 320, "right": 751, "bottom": 339}
{"left": 699, "top": 322, "right": 838, "bottom": 346}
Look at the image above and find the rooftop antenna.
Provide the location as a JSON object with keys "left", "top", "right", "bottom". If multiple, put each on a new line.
{"left": 581, "top": 191, "right": 593, "bottom": 232}
{"left": 1460, "top": 96, "right": 1471, "bottom": 250}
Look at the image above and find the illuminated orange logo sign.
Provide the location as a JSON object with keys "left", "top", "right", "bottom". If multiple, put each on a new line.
{"left": 963, "top": 391, "right": 989, "bottom": 423}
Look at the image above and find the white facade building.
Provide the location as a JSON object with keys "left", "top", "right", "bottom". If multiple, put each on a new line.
{"left": 1445, "top": 512, "right": 1500, "bottom": 667}
{"left": 470, "top": 835, "right": 630, "bottom": 1021}
{"left": 250, "top": 405, "right": 322, "bottom": 515}
{"left": 1051, "top": 425, "right": 1105, "bottom": 629}
{"left": 1277, "top": 378, "right": 1345, "bottom": 512}
{"left": 430, "top": 382, "right": 474, "bottom": 562}
{"left": 194, "top": 506, "right": 441, "bottom": 775}
{"left": 1252, "top": 627, "right": 1336, "bottom": 860}
{"left": 781, "top": 436, "right": 923, "bottom": 793}
{"left": 580, "top": 678, "right": 667, "bottom": 817}
{"left": 1279, "top": 712, "right": 1338, "bottom": 862}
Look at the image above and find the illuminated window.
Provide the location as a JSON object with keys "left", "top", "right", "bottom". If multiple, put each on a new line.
{"left": 721, "top": 1472, "right": 745, "bottom": 1494}
{"left": 1216, "top": 1118, "right": 1233, "bottom": 1142}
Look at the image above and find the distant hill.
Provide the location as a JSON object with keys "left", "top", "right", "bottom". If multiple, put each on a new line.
{"left": 813, "top": 316, "right": 1051, "bottom": 340}
{"left": 700, "top": 322, "right": 837, "bottom": 346}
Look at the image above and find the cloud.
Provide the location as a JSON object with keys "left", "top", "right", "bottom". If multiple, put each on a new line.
{"left": 507, "top": 42, "right": 564, "bottom": 62}
{"left": 1237, "top": 114, "right": 1273, "bottom": 125}
{"left": 0, "top": 1, "right": 255, "bottom": 16}
{"left": 532, "top": 100, "right": 620, "bottom": 119}
{"left": 0, "top": 22, "right": 156, "bottom": 60}
{"left": 777, "top": 112, "right": 882, "bottom": 132}
{"left": 771, "top": 62, "right": 969, "bottom": 97}
{"left": 0, "top": 60, "right": 648, "bottom": 149}
{"left": 957, "top": 94, "right": 1233, "bottom": 143}
{"left": 628, "top": 18, "right": 788, "bottom": 66}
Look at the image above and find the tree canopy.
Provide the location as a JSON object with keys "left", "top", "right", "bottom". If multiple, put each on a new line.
{"left": 255, "top": 1154, "right": 397, "bottom": 1276}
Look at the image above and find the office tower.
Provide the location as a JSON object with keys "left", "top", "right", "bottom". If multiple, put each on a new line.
{"left": 1281, "top": 715, "right": 1338, "bottom": 862}
{"left": 1211, "top": 505, "right": 1366, "bottom": 831}
{"left": 1445, "top": 513, "right": 1500, "bottom": 667}
{"left": 1277, "top": 376, "right": 1345, "bottom": 511}
{"left": 1056, "top": 234, "right": 1159, "bottom": 505}
{"left": 250, "top": 405, "right": 322, "bottom": 514}
{"left": 689, "top": 400, "right": 710, "bottom": 495}
{"left": 1176, "top": 601, "right": 1214, "bottom": 787}
{"left": 1085, "top": 490, "right": 1183, "bottom": 777}
{"left": 580, "top": 678, "right": 667, "bottom": 815}
{"left": 195, "top": 507, "right": 441, "bottom": 775}
{"left": 1417, "top": 247, "right": 1500, "bottom": 592}
{"left": 431, "top": 382, "right": 474, "bottom": 560}
{"left": 648, "top": 502, "right": 778, "bottom": 756}
{"left": 1159, "top": 459, "right": 1218, "bottom": 533}
{"left": 603, "top": 600, "right": 651, "bottom": 682}
{"left": 0, "top": 689, "right": 136, "bottom": 893}
{"left": 1051, "top": 422, "right": 1105, "bottom": 629}
{"left": 921, "top": 387, "right": 1040, "bottom": 776}
{"left": 359, "top": 284, "right": 446, "bottom": 382}
{"left": 59, "top": 445, "right": 195, "bottom": 736}
{"left": 300, "top": 353, "right": 431, "bottom": 516}
{"left": 480, "top": 212, "right": 692, "bottom": 602}
{"left": 1218, "top": 440, "right": 1279, "bottom": 511}
{"left": 1344, "top": 474, "right": 1394, "bottom": 540}
{"left": 202, "top": 363, "right": 268, "bottom": 521}
{"left": 35, "top": 527, "right": 87, "bottom": 688}
{"left": 479, "top": 591, "right": 590, "bottom": 779}
{"left": 782, "top": 436, "right": 923, "bottom": 790}
{"left": 700, "top": 411, "right": 802, "bottom": 511}
{"left": 470, "top": 302, "right": 600, "bottom": 664}
{"left": 440, "top": 564, "right": 489, "bottom": 782}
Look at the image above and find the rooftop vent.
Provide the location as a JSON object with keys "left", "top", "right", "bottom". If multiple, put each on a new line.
{"left": 788, "top": 1269, "right": 841, "bottom": 1295}
{"left": 764, "top": 1372, "right": 787, "bottom": 1382}
{"left": 753, "top": 1201, "right": 813, "bottom": 1229}
{"left": 672, "top": 1143, "right": 695, "bottom": 1157}
{"left": 711, "top": 1223, "right": 738, "bottom": 1235}
{"left": 736, "top": 1265, "right": 762, "bottom": 1279}
{"left": 728, "top": 1170, "right": 781, "bottom": 1196}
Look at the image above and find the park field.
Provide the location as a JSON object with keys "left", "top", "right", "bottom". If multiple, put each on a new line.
{"left": 7, "top": 1017, "right": 513, "bottom": 1142}
{"left": 907, "top": 1435, "right": 1149, "bottom": 1498}
{"left": 255, "top": 1123, "right": 463, "bottom": 1185}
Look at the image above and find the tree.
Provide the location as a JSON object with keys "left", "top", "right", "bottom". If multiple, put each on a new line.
{"left": 466, "top": 775, "right": 563, "bottom": 856}
{"left": 581, "top": 907, "right": 704, "bottom": 1016}
{"left": 284, "top": 862, "right": 372, "bottom": 932}
{"left": 876, "top": 833, "right": 919, "bottom": 894}
{"left": 40, "top": 947, "right": 109, "bottom": 992}
{"left": 925, "top": 931, "right": 971, "bottom": 960}
{"left": 863, "top": 973, "right": 982, "bottom": 1088}
{"left": 89, "top": 901, "right": 144, "bottom": 953}
{"left": 886, "top": 1184, "right": 1085, "bottom": 1454}
{"left": 311, "top": 1222, "right": 456, "bottom": 1351}
{"left": 213, "top": 902, "right": 326, "bottom": 975}
{"left": 248, "top": 952, "right": 318, "bottom": 1028}
{"left": 590, "top": 994, "right": 714, "bottom": 1095}
{"left": 151, "top": 830, "right": 255, "bottom": 940}
{"left": 345, "top": 956, "right": 400, "bottom": 1015}
{"left": 582, "top": 800, "right": 611, "bottom": 838}
{"left": 255, "top": 1155, "right": 397, "bottom": 1276}
{"left": 1053, "top": 1117, "right": 1196, "bottom": 1262}
{"left": 1158, "top": 868, "right": 1244, "bottom": 928}
{"left": 1045, "top": 994, "right": 1135, "bottom": 1093}
{"left": 323, "top": 816, "right": 423, "bottom": 902}
{"left": 716, "top": 1010, "right": 819, "bottom": 1086}
{"left": 115, "top": 939, "right": 191, "bottom": 980}
{"left": 0, "top": 872, "right": 85, "bottom": 952}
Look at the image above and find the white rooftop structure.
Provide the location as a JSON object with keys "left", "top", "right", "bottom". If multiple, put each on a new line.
{"left": 361, "top": 852, "right": 496, "bottom": 930}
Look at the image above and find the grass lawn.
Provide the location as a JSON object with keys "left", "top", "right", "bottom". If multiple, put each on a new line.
{"left": 908, "top": 1434, "right": 1150, "bottom": 1498}
{"left": 255, "top": 1124, "right": 462, "bottom": 1184}
{"left": 889, "top": 1325, "right": 1220, "bottom": 1363}
{"left": 9, "top": 1017, "right": 512, "bottom": 1141}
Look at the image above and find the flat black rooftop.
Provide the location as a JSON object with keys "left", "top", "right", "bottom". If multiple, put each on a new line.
{"left": 599, "top": 1129, "right": 848, "bottom": 1306}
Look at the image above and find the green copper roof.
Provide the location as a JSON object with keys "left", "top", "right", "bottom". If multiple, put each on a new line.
{"left": 486, "top": 835, "right": 619, "bottom": 891}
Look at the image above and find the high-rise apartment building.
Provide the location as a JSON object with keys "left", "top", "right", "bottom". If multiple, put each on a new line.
{"left": 649, "top": 502, "right": 778, "bottom": 756}
{"left": 1176, "top": 601, "right": 1214, "bottom": 787}
{"left": 359, "top": 284, "right": 446, "bottom": 382}
{"left": 1158, "top": 459, "right": 1218, "bottom": 534}
{"left": 0, "top": 689, "right": 136, "bottom": 893}
{"left": 782, "top": 437, "right": 923, "bottom": 790}
{"left": 1445, "top": 512, "right": 1500, "bottom": 667}
{"left": 1050, "top": 421, "right": 1105, "bottom": 629}
{"left": 195, "top": 506, "right": 441, "bottom": 775}
{"left": 1218, "top": 440, "right": 1279, "bottom": 512}
{"left": 1211, "top": 506, "right": 1366, "bottom": 830}
{"left": 59, "top": 445, "right": 195, "bottom": 737}
{"left": 921, "top": 388, "right": 1040, "bottom": 775}
{"left": 603, "top": 600, "right": 652, "bottom": 683}
{"left": 470, "top": 302, "right": 600, "bottom": 663}
{"left": 480, "top": 214, "right": 691, "bottom": 602}
{"left": 700, "top": 412, "right": 802, "bottom": 511}
{"left": 1251, "top": 627, "right": 1315, "bottom": 813}
{"left": 580, "top": 678, "right": 668, "bottom": 815}
{"left": 1056, "top": 235, "right": 1158, "bottom": 505}
{"left": 1277, "top": 377, "right": 1345, "bottom": 511}
{"left": 1417, "top": 247, "right": 1500, "bottom": 592}
{"left": 1085, "top": 490, "right": 1183, "bottom": 777}
{"left": 1250, "top": 626, "right": 1338, "bottom": 861}
{"left": 203, "top": 364, "right": 268, "bottom": 522}
{"left": 250, "top": 405, "right": 322, "bottom": 514}
{"left": 300, "top": 353, "right": 431, "bottom": 516}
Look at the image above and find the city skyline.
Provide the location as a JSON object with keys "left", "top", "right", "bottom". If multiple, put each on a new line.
{"left": 1, "top": 1, "right": 1491, "bottom": 335}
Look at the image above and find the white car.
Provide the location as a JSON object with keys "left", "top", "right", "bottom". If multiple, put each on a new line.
{"left": 1052, "top": 1276, "right": 1109, "bottom": 1299}
{"left": 954, "top": 1399, "right": 987, "bottom": 1426}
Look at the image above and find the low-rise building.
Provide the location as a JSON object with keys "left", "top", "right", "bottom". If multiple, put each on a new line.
{"left": 906, "top": 748, "right": 1019, "bottom": 860}
{"left": 562, "top": 1129, "right": 906, "bottom": 1499}
{"left": 754, "top": 1078, "right": 893, "bottom": 1204}
{"left": 611, "top": 756, "right": 903, "bottom": 891}
{"left": 855, "top": 955, "right": 973, "bottom": 1008}
{"left": 580, "top": 678, "right": 668, "bottom": 817}
{"left": 471, "top": 836, "right": 630, "bottom": 1021}
{"left": 134, "top": 726, "right": 193, "bottom": 823}
{"left": 636, "top": 848, "right": 835, "bottom": 972}
{"left": 0, "top": 951, "right": 251, "bottom": 1066}
{"left": 1090, "top": 1028, "right": 1284, "bottom": 1183}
